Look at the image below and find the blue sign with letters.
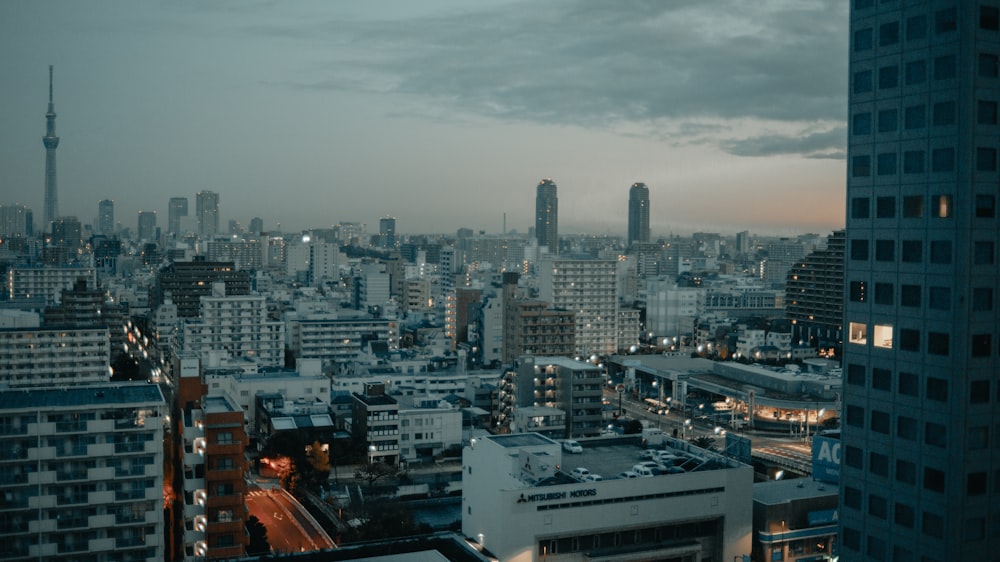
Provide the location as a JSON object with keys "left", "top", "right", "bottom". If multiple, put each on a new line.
{"left": 811, "top": 435, "right": 840, "bottom": 484}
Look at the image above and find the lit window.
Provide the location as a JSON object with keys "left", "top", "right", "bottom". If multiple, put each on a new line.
{"left": 873, "top": 324, "right": 894, "bottom": 348}
{"left": 850, "top": 322, "right": 868, "bottom": 345}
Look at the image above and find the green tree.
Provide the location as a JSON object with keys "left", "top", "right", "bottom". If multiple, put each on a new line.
{"left": 245, "top": 515, "right": 270, "bottom": 555}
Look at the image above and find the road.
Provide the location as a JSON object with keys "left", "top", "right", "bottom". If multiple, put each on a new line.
{"left": 246, "top": 486, "right": 336, "bottom": 554}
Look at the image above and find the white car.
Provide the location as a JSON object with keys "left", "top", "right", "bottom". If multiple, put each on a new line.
{"left": 582, "top": 474, "right": 603, "bottom": 482}
{"left": 616, "top": 471, "right": 639, "bottom": 479}
{"left": 562, "top": 440, "right": 583, "bottom": 454}
{"left": 570, "top": 467, "right": 591, "bottom": 479}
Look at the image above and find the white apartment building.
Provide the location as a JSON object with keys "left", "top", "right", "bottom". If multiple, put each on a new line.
{"left": 645, "top": 278, "right": 704, "bottom": 339}
{"left": 181, "top": 284, "right": 284, "bottom": 367}
{"left": 538, "top": 256, "right": 619, "bottom": 356}
{"left": 203, "top": 365, "right": 329, "bottom": 432}
{"left": 0, "top": 326, "right": 110, "bottom": 387}
{"left": 462, "top": 433, "right": 752, "bottom": 562}
{"left": 397, "top": 395, "right": 463, "bottom": 462}
{"left": 0, "top": 384, "right": 166, "bottom": 561}
{"left": 7, "top": 265, "right": 96, "bottom": 305}
{"left": 286, "top": 312, "right": 399, "bottom": 368}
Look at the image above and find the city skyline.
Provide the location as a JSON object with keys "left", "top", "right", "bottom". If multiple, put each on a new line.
{"left": 0, "top": 1, "right": 848, "bottom": 236}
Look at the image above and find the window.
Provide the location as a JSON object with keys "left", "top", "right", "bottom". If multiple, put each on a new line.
{"left": 853, "top": 155, "right": 871, "bottom": 177}
{"left": 977, "top": 147, "right": 997, "bottom": 171}
{"left": 901, "top": 240, "right": 922, "bottom": 262}
{"left": 855, "top": 28, "right": 873, "bottom": 51}
{"left": 980, "top": 53, "right": 999, "bottom": 78}
{"left": 905, "top": 60, "right": 926, "bottom": 84}
{"left": 849, "top": 322, "right": 868, "bottom": 344}
{"left": 870, "top": 452, "right": 889, "bottom": 476}
{"left": 923, "top": 511, "right": 945, "bottom": 537}
{"left": 934, "top": 54, "right": 957, "bottom": 79}
{"left": 852, "top": 197, "right": 870, "bottom": 218}
{"left": 983, "top": 6, "right": 1000, "bottom": 30}
{"left": 978, "top": 100, "right": 998, "bottom": 124}
{"left": 878, "top": 109, "right": 898, "bottom": 132}
{"left": 925, "top": 422, "right": 947, "bottom": 448}
{"left": 906, "top": 14, "right": 927, "bottom": 41}
{"left": 972, "top": 335, "right": 992, "bottom": 358}
{"left": 933, "top": 194, "right": 952, "bottom": 217}
{"left": 853, "top": 112, "right": 872, "bottom": 134}
{"left": 932, "top": 101, "right": 955, "bottom": 126}
{"left": 854, "top": 70, "right": 873, "bottom": 94}
{"left": 970, "top": 380, "right": 990, "bottom": 403}
{"left": 844, "top": 485, "right": 862, "bottom": 509}
{"left": 928, "top": 286, "right": 951, "bottom": 310}
{"left": 850, "top": 281, "right": 867, "bottom": 301}
{"left": 873, "top": 324, "right": 894, "bottom": 348}
{"left": 847, "top": 363, "right": 866, "bottom": 386}
{"left": 880, "top": 21, "right": 900, "bottom": 45}
{"left": 902, "top": 195, "right": 924, "bottom": 217}
{"left": 900, "top": 284, "right": 921, "bottom": 307}
{"left": 876, "top": 196, "right": 895, "bottom": 217}
{"left": 874, "top": 282, "right": 893, "bottom": 305}
{"left": 846, "top": 404, "right": 864, "bottom": 427}
{"left": 898, "top": 372, "right": 918, "bottom": 396}
{"left": 935, "top": 7, "right": 957, "bottom": 34}
{"left": 928, "top": 332, "right": 950, "bottom": 355}
{"left": 904, "top": 105, "right": 925, "bottom": 129}
{"left": 877, "top": 152, "right": 896, "bottom": 175}
{"left": 869, "top": 494, "right": 888, "bottom": 521}
{"left": 878, "top": 65, "right": 898, "bottom": 90}
{"left": 895, "top": 502, "right": 915, "bottom": 527}
{"left": 968, "top": 426, "right": 989, "bottom": 449}
{"left": 973, "top": 288, "right": 993, "bottom": 310}
{"left": 875, "top": 239, "right": 895, "bottom": 261}
{"left": 851, "top": 240, "right": 869, "bottom": 260}
{"left": 897, "top": 415, "right": 917, "bottom": 440}
{"left": 899, "top": 328, "right": 919, "bottom": 351}
{"left": 872, "top": 367, "right": 891, "bottom": 389}
{"left": 974, "top": 241, "right": 994, "bottom": 264}
{"left": 845, "top": 444, "right": 863, "bottom": 468}
{"left": 976, "top": 194, "right": 996, "bottom": 217}
{"left": 930, "top": 240, "right": 952, "bottom": 263}
{"left": 927, "top": 377, "right": 948, "bottom": 401}
{"left": 932, "top": 148, "right": 955, "bottom": 172}
{"left": 843, "top": 526, "right": 860, "bottom": 550}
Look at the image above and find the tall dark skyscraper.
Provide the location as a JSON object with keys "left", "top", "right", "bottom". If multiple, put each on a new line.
{"left": 535, "top": 178, "right": 558, "bottom": 255}
{"left": 196, "top": 190, "right": 219, "bottom": 237}
{"left": 168, "top": 197, "right": 188, "bottom": 235}
{"left": 627, "top": 181, "right": 650, "bottom": 246}
{"left": 42, "top": 65, "right": 59, "bottom": 228}
{"left": 98, "top": 199, "right": 114, "bottom": 236}
{"left": 379, "top": 216, "right": 396, "bottom": 249}
{"left": 840, "top": 4, "right": 1000, "bottom": 559}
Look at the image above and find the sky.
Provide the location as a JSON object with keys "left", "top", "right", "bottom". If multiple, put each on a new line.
{"left": 0, "top": 0, "right": 849, "bottom": 238}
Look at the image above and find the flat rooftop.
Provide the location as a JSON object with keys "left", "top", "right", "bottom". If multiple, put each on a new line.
{"left": 0, "top": 383, "right": 164, "bottom": 409}
{"left": 548, "top": 435, "right": 736, "bottom": 482}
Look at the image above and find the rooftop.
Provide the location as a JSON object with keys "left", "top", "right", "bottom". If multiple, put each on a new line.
{"left": 0, "top": 383, "right": 164, "bottom": 409}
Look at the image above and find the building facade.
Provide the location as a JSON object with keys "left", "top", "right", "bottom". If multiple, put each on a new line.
{"left": 168, "top": 197, "right": 188, "bottom": 236}
{"left": 627, "top": 181, "right": 650, "bottom": 247}
{"left": 0, "top": 384, "right": 166, "bottom": 561}
{"left": 840, "top": 3, "right": 1000, "bottom": 559}
{"left": 181, "top": 285, "right": 284, "bottom": 367}
{"left": 98, "top": 199, "right": 115, "bottom": 236}
{"left": 196, "top": 191, "right": 219, "bottom": 237}
{"left": 538, "top": 256, "right": 619, "bottom": 356}
{"left": 785, "top": 230, "right": 845, "bottom": 353}
{"left": 534, "top": 179, "right": 558, "bottom": 255}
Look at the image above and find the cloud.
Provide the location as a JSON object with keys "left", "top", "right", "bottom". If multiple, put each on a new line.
{"left": 720, "top": 126, "right": 847, "bottom": 159}
{"left": 252, "top": 0, "right": 848, "bottom": 159}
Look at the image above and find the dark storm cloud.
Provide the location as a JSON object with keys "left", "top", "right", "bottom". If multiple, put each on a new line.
{"left": 253, "top": 0, "right": 847, "bottom": 157}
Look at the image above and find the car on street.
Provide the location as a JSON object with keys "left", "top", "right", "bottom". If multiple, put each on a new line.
{"left": 562, "top": 440, "right": 583, "bottom": 453}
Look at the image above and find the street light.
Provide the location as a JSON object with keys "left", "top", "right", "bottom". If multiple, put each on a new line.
{"left": 683, "top": 419, "right": 692, "bottom": 440}
{"left": 616, "top": 384, "right": 625, "bottom": 418}
{"left": 368, "top": 444, "right": 377, "bottom": 465}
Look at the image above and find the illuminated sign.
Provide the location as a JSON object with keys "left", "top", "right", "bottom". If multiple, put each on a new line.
{"left": 517, "top": 488, "right": 597, "bottom": 503}
{"left": 811, "top": 435, "right": 840, "bottom": 484}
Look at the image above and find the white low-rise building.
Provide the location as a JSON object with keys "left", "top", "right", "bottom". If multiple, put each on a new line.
{"left": 463, "top": 433, "right": 753, "bottom": 562}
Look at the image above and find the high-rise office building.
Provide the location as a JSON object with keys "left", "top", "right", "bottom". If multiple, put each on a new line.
{"left": 42, "top": 65, "right": 60, "bottom": 228}
{"left": 535, "top": 178, "right": 558, "bottom": 254}
{"left": 379, "top": 216, "right": 396, "bottom": 249}
{"left": 840, "top": 4, "right": 1000, "bottom": 559}
{"left": 196, "top": 191, "right": 219, "bottom": 237}
{"left": 97, "top": 199, "right": 114, "bottom": 236}
{"left": 0, "top": 204, "right": 33, "bottom": 237}
{"left": 168, "top": 197, "right": 188, "bottom": 235}
{"left": 627, "top": 181, "right": 650, "bottom": 246}
{"left": 137, "top": 210, "right": 156, "bottom": 241}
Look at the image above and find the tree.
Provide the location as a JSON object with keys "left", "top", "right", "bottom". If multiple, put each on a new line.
{"left": 245, "top": 515, "right": 271, "bottom": 555}
{"left": 354, "top": 461, "right": 396, "bottom": 488}
{"left": 622, "top": 418, "right": 644, "bottom": 434}
{"left": 689, "top": 436, "right": 717, "bottom": 451}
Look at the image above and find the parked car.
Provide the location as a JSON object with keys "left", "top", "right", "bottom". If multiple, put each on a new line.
{"left": 562, "top": 440, "right": 583, "bottom": 454}
{"left": 616, "top": 471, "right": 639, "bottom": 479}
{"left": 638, "top": 449, "right": 659, "bottom": 460}
{"left": 582, "top": 473, "right": 603, "bottom": 482}
{"left": 570, "top": 467, "right": 591, "bottom": 479}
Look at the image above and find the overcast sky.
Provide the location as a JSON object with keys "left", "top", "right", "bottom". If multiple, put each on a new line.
{"left": 0, "top": 0, "right": 848, "bottom": 238}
